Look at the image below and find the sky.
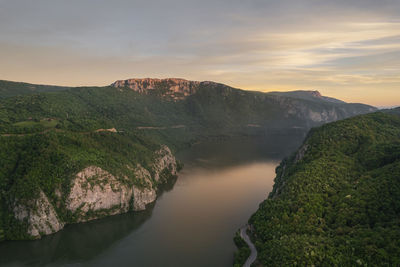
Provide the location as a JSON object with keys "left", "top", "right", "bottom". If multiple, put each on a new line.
{"left": 0, "top": 0, "right": 399, "bottom": 106}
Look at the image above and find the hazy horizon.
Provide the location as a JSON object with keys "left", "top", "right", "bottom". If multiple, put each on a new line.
{"left": 1, "top": 0, "right": 399, "bottom": 106}
{"left": 1, "top": 76, "right": 398, "bottom": 108}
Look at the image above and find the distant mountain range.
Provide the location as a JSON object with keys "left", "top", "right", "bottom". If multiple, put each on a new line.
{"left": 0, "top": 78, "right": 377, "bottom": 136}
{"left": 268, "top": 90, "right": 345, "bottom": 104}
{"left": 384, "top": 106, "right": 400, "bottom": 115}
{"left": 0, "top": 78, "right": 378, "bottom": 242}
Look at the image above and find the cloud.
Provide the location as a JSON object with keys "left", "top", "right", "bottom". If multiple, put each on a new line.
{"left": 0, "top": 0, "right": 399, "bottom": 105}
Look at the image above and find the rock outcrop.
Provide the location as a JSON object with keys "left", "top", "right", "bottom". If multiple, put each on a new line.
{"left": 13, "top": 191, "right": 64, "bottom": 239}
{"left": 66, "top": 166, "right": 133, "bottom": 222}
{"left": 13, "top": 145, "right": 178, "bottom": 239}
{"left": 152, "top": 145, "right": 177, "bottom": 182}
{"left": 111, "top": 78, "right": 217, "bottom": 100}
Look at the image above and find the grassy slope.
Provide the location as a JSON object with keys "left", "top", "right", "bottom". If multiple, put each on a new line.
{"left": 247, "top": 112, "right": 400, "bottom": 266}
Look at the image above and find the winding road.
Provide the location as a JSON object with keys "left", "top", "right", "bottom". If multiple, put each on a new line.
{"left": 240, "top": 225, "right": 257, "bottom": 267}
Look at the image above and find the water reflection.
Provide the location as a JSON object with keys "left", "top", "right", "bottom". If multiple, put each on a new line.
{"left": 0, "top": 205, "right": 155, "bottom": 266}
{"left": 178, "top": 134, "right": 304, "bottom": 169}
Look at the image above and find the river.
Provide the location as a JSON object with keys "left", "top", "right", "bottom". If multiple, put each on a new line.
{"left": 0, "top": 133, "right": 304, "bottom": 267}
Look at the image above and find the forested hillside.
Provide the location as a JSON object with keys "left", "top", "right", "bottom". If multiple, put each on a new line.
{"left": 0, "top": 80, "right": 376, "bottom": 136}
{"left": 246, "top": 112, "right": 400, "bottom": 266}
{"left": 384, "top": 107, "right": 400, "bottom": 115}
{"left": 0, "top": 131, "right": 166, "bottom": 240}
{"left": 0, "top": 80, "right": 69, "bottom": 99}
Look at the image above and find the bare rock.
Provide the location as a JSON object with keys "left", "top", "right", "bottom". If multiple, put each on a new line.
{"left": 111, "top": 78, "right": 218, "bottom": 100}
{"left": 66, "top": 166, "right": 133, "bottom": 222}
{"left": 133, "top": 187, "right": 156, "bottom": 211}
{"left": 65, "top": 145, "right": 178, "bottom": 221}
{"left": 152, "top": 145, "right": 177, "bottom": 182}
{"left": 14, "top": 191, "right": 64, "bottom": 239}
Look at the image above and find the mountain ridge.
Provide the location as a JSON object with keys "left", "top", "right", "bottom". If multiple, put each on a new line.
{"left": 110, "top": 78, "right": 358, "bottom": 105}
{"left": 268, "top": 90, "right": 347, "bottom": 104}
{"left": 111, "top": 78, "right": 224, "bottom": 101}
{"left": 0, "top": 80, "right": 70, "bottom": 99}
{"left": 0, "top": 78, "right": 378, "bottom": 109}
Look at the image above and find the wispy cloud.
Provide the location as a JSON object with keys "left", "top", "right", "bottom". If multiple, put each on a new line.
{"left": 0, "top": 0, "right": 399, "bottom": 105}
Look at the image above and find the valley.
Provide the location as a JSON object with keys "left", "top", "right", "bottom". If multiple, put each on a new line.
{"left": 0, "top": 78, "right": 395, "bottom": 266}
{"left": 2, "top": 1, "right": 399, "bottom": 266}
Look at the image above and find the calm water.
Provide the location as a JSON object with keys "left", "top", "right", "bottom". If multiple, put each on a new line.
{"left": 0, "top": 134, "right": 304, "bottom": 267}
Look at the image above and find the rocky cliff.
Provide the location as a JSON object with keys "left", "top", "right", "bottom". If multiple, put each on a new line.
{"left": 12, "top": 145, "right": 178, "bottom": 239}
{"left": 111, "top": 78, "right": 219, "bottom": 100}
{"left": 13, "top": 191, "right": 64, "bottom": 238}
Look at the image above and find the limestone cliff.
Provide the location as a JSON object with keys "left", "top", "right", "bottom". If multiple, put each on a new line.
{"left": 13, "top": 191, "right": 64, "bottom": 239}
{"left": 111, "top": 78, "right": 218, "bottom": 100}
{"left": 66, "top": 166, "right": 134, "bottom": 222}
{"left": 152, "top": 145, "right": 177, "bottom": 182}
{"left": 13, "top": 145, "right": 178, "bottom": 239}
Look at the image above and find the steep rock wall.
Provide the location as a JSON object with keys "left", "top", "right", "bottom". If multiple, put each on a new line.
{"left": 13, "top": 191, "right": 64, "bottom": 239}
{"left": 111, "top": 78, "right": 220, "bottom": 100}
{"left": 13, "top": 145, "right": 178, "bottom": 239}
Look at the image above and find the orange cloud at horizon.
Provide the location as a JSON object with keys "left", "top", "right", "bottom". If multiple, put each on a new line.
{"left": 1, "top": 1, "right": 399, "bottom": 107}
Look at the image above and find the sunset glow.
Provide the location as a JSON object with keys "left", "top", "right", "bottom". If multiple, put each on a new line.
{"left": 0, "top": 0, "right": 399, "bottom": 106}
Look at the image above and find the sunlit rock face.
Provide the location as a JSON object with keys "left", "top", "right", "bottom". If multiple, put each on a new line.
{"left": 66, "top": 145, "right": 178, "bottom": 222}
{"left": 111, "top": 78, "right": 218, "bottom": 100}
{"left": 66, "top": 166, "right": 134, "bottom": 222}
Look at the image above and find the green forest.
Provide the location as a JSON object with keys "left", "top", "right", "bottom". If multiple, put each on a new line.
{"left": 246, "top": 112, "right": 400, "bottom": 266}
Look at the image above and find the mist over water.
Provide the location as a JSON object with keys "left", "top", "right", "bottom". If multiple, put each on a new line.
{"left": 0, "top": 134, "right": 304, "bottom": 267}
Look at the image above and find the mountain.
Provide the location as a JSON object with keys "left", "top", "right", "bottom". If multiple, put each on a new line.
{"left": 0, "top": 80, "right": 69, "bottom": 99}
{"left": 268, "top": 90, "right": 345, "bottom": 104}
{"left": 241, "top": 112, "right": 400, "bottom": 266}
{"left": 0, "top": 78, "right": 377, "bottom": 241}
{"left": 110, "top": 78, "right": 376, "bottom": 129}
{"left": 0, "top": 79, "right": 377, "bottom": 137}
{"left": 383, "top": 106, "right": 400, "bottom": 116}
